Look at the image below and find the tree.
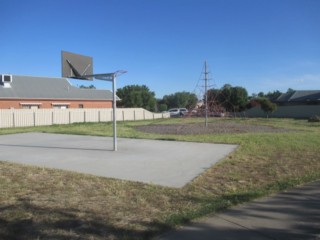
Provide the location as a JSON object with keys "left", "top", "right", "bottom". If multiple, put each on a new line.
{"left": 230, "top": 86, "right": 248, "bottom": 111}
{"left": 207, "top": 84, "right": 248, "bottom": 112}
{"left": 116, "top": 85, "right": 157, "bottom": 111}
{"left": 159, "top": 104, "right": 168, "bottom": 112}
{"left": 287, "top": 88, "right": 295, "bottom": 94}
{"left": 80, "top": 84, "right": 96, "bottom": 89}
{"left": 251, "top": 90, "right": 283, "bottom": 101}
{"left": 206, "top": 89, "right": 220, "bottom": 112}
{"left": 219, "top": 84, "right": 233, "bottom": 110}
{"left": 265, "top": 90, "right": 282, "bottom": 101}
{"left": 162, "top": 91, "right": 198, "bottom": 109}
{"left": 258, "top": 98, "right": 277, "bottom": 118}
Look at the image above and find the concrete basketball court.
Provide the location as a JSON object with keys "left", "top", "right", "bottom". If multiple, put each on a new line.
{"left": 0, "top": 133, "right": 237, "bottom": 188}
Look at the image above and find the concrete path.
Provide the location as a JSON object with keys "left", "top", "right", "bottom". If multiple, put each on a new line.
{"left": 0, "top": 133, "right": 237, "bottom": 188}
{"left": 158, "top": 180, "right": 320, "bottom": 240}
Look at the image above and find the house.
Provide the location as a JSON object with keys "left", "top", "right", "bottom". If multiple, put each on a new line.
{"left": 0, "top": 74, "right": 114, "bottom": 109}
{"left": 274, "top": 90, "right": 320, "bottom": 106}
{"left": 245, "top": 90, "right": 320, "bottom": 118}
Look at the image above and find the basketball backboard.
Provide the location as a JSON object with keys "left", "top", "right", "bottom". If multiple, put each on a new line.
{"left": 61, "top": 51, "right": 93, "bottom": 80}
{"left": 60, "top": 50, "right": 127, "bottom": 151}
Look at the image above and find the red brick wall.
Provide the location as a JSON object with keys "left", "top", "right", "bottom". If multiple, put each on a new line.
{"left": 0, "top": 99, "right": 112, "bottom": 109}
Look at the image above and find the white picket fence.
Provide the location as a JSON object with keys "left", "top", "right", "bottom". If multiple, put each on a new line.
{"left": 0, "top": 108, "right": 170, "bottom": 128}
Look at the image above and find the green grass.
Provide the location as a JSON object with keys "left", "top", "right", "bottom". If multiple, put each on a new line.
{"left": 0, "top": 117, "right": 320, "bottom": 239}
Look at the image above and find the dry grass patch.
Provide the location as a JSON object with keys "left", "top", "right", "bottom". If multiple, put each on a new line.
{"left": 0, "top": 162, "right": 195, "bottom": 239}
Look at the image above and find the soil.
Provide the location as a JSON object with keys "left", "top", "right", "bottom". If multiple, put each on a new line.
{"left": 134, "top": 122, "right": 292, "bottom": 135}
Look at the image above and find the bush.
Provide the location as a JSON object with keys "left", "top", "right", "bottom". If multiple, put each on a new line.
{"left": 159, "top": 104, "right": 168, "bottom": 112}
{"left": 250, "top": 98, "right": 277, "bottom": 118}
{"left": 308, "top": 115, "right": 320, "bottom": 122}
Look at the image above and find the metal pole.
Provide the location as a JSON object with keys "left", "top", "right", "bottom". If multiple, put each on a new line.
{"left": 112, "top": 74, "right": 117, "bottom": 151}
{"left": 204, "top": 61, "right": 208, "bottom": 128}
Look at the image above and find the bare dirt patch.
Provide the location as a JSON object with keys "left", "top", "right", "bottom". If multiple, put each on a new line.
{"left": 134, "top": 122, "right": 292, "bottom": 135}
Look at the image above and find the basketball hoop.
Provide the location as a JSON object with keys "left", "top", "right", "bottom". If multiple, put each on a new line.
{"left": 61, "top": 51, "right": 127, "bottom": 151}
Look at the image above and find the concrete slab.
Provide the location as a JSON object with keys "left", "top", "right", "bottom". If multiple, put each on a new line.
{"left": 158, "top": 180, "right": 320, "bottom": 239}
{"left": 0, "top": 133, "right": 237, "bottom": 188}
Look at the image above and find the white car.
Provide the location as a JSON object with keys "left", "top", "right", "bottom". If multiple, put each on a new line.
{"left": 179, "top": 108, "right": 188, "bottom": 116}
{"left": 168, "top": 108, "right": 180, "bottom": 116}
{"left": 168, "top": 108, "right": 188, "bottom": 117}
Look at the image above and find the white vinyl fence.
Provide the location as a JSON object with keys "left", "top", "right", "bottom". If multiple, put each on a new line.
{"left": 0, "top": 108, "right": 170, "bottom": 128}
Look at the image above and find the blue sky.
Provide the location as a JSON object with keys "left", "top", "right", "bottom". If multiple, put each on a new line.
{"left": 1, "top": 0, "right": 319, "bottom": 98}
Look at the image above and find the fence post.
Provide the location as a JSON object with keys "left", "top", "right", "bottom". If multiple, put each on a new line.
{"left": 69, "top": 111, "right": 71, "bottom": 124}
{"left": 122, "top": 110, "right": 125, "bottom": 121}
{"left": 33, "top": 112, "right": 36, "bottom": 127}
{"left": 143, "top": 110, "right": 145, "bottom": 120}
{"left": 12, "top": 111, "right": 15, "bottom": 128}
{"left": 134, "top": 110, "right": 136, "bottom": 121}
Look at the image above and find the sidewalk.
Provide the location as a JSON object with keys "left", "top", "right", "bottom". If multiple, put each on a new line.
{"left": 158, "top": 180, "right": 320, "bottom": 240}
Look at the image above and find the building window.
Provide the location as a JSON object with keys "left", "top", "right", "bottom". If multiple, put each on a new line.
{"left": 20, "top": 103, "right": 42, "bottom": 109}
{"left": 79, "top": 104, "right": 84, "bottom": 108}
{"left": 53, "top": 105, "right": 69, "bottom": 109}
{"left": 52, "top": 103, "right": 70, "bottom": 109}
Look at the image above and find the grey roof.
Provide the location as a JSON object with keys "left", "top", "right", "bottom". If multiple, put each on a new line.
{"left": 0, "top": 75, "right": 114, "bottom": 100}
{"left": 275, "top": 90, "right": 320, "bottom": 102}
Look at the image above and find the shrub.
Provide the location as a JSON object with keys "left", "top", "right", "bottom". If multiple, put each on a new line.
{"left": 159, "top": 104, "right": 168, "bottom": 112}
{"left": 308, "top": 115, "right": 320, "bottom": 122}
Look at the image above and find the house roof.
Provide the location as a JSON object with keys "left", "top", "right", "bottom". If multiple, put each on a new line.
{"left": 0, "top": 75, "right": 115, "bottom": 101}
{"left": 275, "top": 90, "right": 320, "bottom": 102}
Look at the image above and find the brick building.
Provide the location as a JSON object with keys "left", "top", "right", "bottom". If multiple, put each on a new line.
{"left": 0, "top": 74, "right": 114, "bottom": 109}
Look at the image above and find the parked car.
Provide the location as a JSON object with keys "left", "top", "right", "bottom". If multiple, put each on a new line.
{"left": 168, "top": 108, "right": 189, "bottom": 117}
{"left": 179, "top": 108, "right": 188, "bottom": 116}
{"left": 168, "top": 108, "right": 180, "bottom": 116}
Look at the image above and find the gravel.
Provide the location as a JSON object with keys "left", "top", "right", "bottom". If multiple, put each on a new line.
{"left": 134, "top": 122, "right": 292, "bottom": 135}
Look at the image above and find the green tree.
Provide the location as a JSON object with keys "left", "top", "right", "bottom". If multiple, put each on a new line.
{"left": 287, "top": 88, "right": 295, "bottom": 94}
{"left": 79, "top": 84, "right": 96, "bottom": 89}
{"left": 230, "top": 86, "right": 248, "bottom": 111}
{"left": 207, "top": 84, "right": 248, "bottom": 112}
{"left": 206, "top": 89, "right": 221, "bottom": 112}
{"left": 163, "top": 91, "right": 197, "bottom": 109}
{"left": 116, "top": 85, "right": 157, "bottom": 111}
{"left": 258, "top": 98, "right": 277, "bottom": 118}
{"left": 265, "top": 90, "right": 282, "bottom": 100}
{"left": 219, "top": 84, "right": 233, "bottom": 110}
{"left": 159, "top": 104, "right": 168, "bottom": 112}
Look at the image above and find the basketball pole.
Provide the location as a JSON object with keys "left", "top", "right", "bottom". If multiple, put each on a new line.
{"left": 94, "top": 71, "right": 126, "bottom": 151}
{"left": 61, "top": 51, "right": 126, "bottom": 151}
{"left": 112, "top": 74, "right": 117, "bottom": 151}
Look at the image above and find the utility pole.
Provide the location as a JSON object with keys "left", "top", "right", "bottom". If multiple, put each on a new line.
{"left": 204, "top": 61, "right": 208, "bottom": 127}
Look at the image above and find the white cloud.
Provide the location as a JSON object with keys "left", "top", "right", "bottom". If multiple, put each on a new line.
{"left": 290, "top": 74, "right": 320, "bottom": 89}
{"left": 247, "top": 73, "right": 320, "bottom": 94}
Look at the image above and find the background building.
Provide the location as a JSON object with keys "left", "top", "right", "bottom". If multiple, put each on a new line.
{"left": 274, "top": 90, "right": 320, "bottom": 106}
{"left": 0, "top": 74, "right": 113, "bottom": 109}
